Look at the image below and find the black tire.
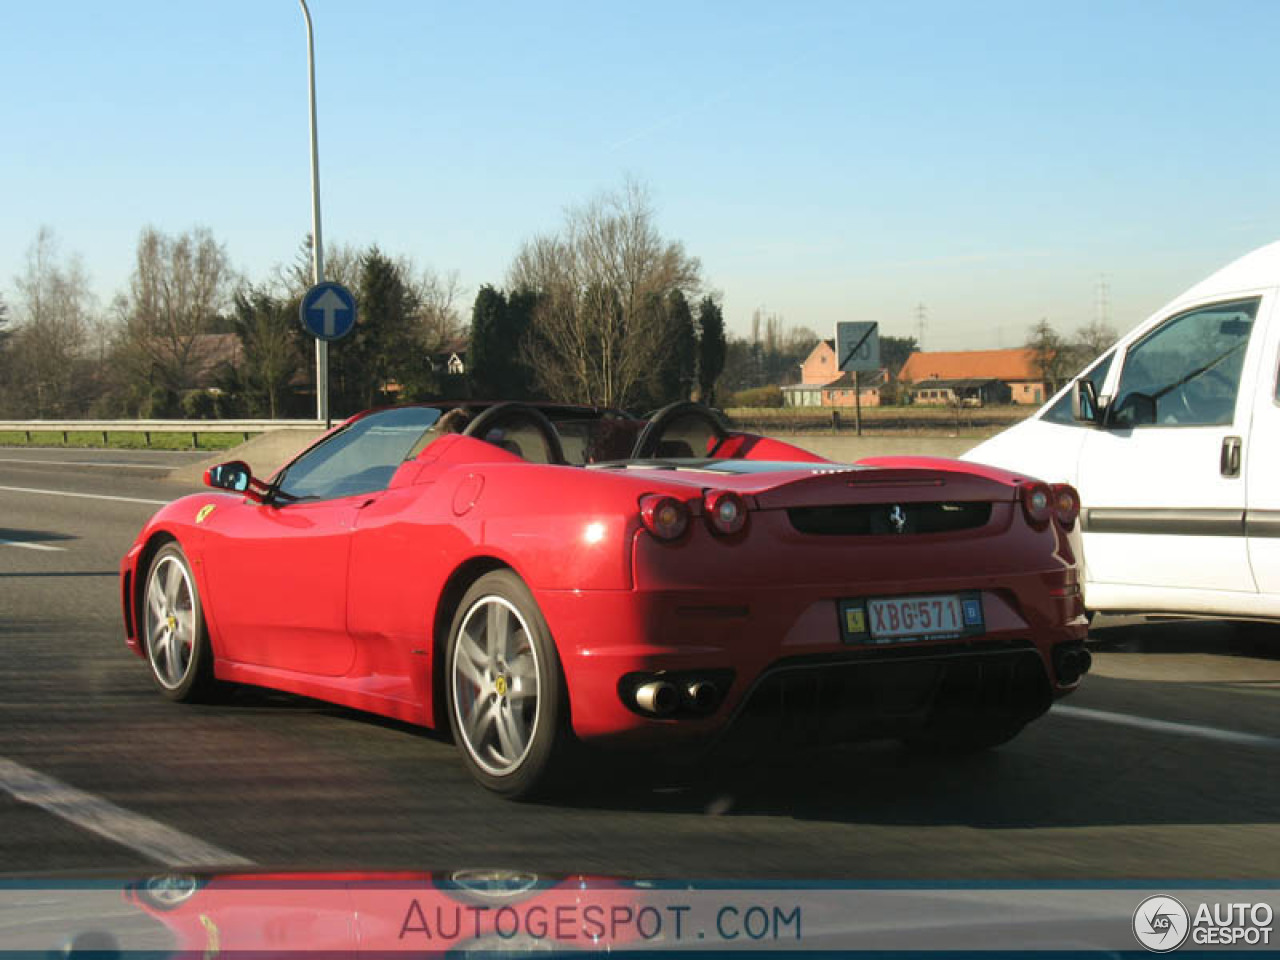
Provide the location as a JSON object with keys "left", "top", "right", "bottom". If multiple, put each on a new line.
{"left": 445, "top": 570, "right": 570, "bottom": 799}
{"left": 903, "top": 717, "right": 1026, "bottom": 753}
{"left": 141, "top": 542, "right": 216, "bottom": 702}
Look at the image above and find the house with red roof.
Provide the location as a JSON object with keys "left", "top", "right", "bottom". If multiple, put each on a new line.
{"left": 898, "top": 347, "right": 1049, "bottom": 405}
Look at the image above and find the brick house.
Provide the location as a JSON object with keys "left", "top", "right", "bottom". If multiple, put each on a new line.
{"left": 782, "top": 339, "right": 884, "bottom": 407}
{"left": 897, "top": 347, "right": 1049, "bottom": 405}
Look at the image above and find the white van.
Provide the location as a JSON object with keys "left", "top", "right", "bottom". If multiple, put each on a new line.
{"left": 964, "top": 241, "right": 1280, "bottom": 620}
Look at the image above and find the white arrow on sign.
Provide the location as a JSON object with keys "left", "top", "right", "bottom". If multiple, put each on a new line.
{"left": 311, "top": 289, "right": 350, "bottom": 337}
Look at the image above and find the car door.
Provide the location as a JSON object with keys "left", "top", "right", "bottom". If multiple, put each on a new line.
{"left": 1076, "top": 296, "right": 1264, "bottom": 595}
{"left": 200, "top": 406, "right": 441, "bottom": 676}
{"left": 201, "top": 494, "right": 364, "bottom": 676}
{"left": 1245, "top": 295, "right": 1280, "bottom": 597}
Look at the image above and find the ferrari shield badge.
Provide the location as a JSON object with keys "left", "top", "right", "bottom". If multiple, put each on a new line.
{"left": 195, "top": 504, "right": 217, "bottom": 525}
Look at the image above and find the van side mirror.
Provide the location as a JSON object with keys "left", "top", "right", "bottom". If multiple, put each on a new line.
{"left": 1071, "top": 380, "right": 1100, "bottom": 423}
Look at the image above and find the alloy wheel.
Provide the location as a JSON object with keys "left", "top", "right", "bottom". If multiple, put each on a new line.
{"left": 451, "top": 595, "right": 542, "bottom": 777}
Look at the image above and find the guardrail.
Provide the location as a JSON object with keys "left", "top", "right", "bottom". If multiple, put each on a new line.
{"left": 0, "top": 419, "right": 324, "bottom": 447}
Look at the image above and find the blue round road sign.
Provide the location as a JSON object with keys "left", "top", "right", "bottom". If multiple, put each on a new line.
{"left": 300, "top": 282, "right": 357, "bottom": 341}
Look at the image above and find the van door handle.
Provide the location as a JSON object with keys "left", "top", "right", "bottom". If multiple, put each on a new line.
{"left": 1221, "top": 436, "right": 1242, "bottom": 478}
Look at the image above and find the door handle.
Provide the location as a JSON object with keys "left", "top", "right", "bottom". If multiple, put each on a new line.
{"left": 1221, "top": 436, "right": 1242, "bottom": 478}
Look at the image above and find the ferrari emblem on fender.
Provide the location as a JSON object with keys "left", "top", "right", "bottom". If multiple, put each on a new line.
{"left": 195, "top": 504, "right": 217, "bottom": 525}
{"left": 889, "top": 504, "right": 906, "bottom": 533}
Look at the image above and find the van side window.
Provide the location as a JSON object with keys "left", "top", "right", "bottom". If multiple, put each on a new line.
{"left": 1110, "top": 299, "right": 1257, "bottom": 428}
{"left": 1042, "top": 351, "right": 1115, "bottom": 426}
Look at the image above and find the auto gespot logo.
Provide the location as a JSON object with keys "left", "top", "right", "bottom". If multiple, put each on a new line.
{"left": 1133, "top": 895, "right": 1274, "bottom": 951}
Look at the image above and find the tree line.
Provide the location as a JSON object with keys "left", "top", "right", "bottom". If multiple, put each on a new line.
{"left": 0, "top": 180, "right": 731, "bottom": 420}
{"left": 0, "top": 175, "right": 1118, "bottom": 422}
{"left": 0, "top": 226, "right": 463, "bottom": 420}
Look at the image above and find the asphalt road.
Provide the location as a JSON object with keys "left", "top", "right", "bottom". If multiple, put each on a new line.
{"left": 2, "top": 449, "right": 1279, "bottom": 881}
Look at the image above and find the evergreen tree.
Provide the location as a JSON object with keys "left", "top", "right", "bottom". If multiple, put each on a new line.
{"left": 652, "top": 289, "right": 697, "bottom": 406}
{"left": 469, "top": 285, "right": 509, "bottom": 398}
{"left": 504, "top": 288, "right": 539, "bottom": 398}
{"left": 231, "top": 286, "right": 304, "bottom": 418}
{"left": 697, "top": 297, "right": 726, "bottom": 405}
{"left": 469, "top": 285, "right": 540, "bottom": 399}
{"left": 328, "top": 246, "right": 421, "bottom": 414}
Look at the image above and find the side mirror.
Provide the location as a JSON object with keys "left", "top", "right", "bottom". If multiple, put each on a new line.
{"left": 1071, "top": 380, "right": 1099, "bottom": 424}
{"left": 203, "top": 460, "right": 264, "bottom": 501}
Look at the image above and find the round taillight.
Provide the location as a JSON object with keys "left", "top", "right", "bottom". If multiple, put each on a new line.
{"left": 704, "top": 490, "right": 748, "bottom": 536}
{"left": 639, "top": 495, "right": 689, "bottom": 541}
{"left": 1050, "top": 483, "right": 1080, "bottom": 530}
{"left": 1021, "top": 482, "right": 1053, "bottom": 528}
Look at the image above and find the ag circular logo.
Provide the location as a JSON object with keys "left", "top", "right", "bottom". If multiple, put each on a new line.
{"left": 1133, "top": 895, "right": 1190, "bottom": 952}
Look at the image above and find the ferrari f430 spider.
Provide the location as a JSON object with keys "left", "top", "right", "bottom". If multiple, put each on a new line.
{"left": 121, "top": 402, "right": 1089, "bottom": 796}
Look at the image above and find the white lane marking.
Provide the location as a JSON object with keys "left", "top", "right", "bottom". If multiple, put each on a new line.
{"left": 0, "top": 484, "right": 168, "bottom": 506}
{"left": 0, "top": 756, "right": 252, "bottom": 868}
{"left": 0, "top": 539, "right": 66, "bottom": 552}
{"left": 0, "top": 457, "right": 171, "bottom": 470}
{"left": 1054, "top": 704, "right": 1280, "bottom": 749}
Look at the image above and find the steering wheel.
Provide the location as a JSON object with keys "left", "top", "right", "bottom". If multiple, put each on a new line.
{"left": 1174, "top": 366, "right": 1234, "bottom": 423}
{"left": 630, "top": 401, "right": 730, "bottom": 460}
{"left": 462, "top": 402, "right": 566, "bottom": 465}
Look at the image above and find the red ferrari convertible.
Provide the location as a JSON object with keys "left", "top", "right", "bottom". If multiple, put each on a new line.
{"left": 120, "top": 401, "right": 1090, "bottom": 797}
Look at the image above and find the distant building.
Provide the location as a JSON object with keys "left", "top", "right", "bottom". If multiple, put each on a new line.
{"left": 798, "top": 339, "right": 839, "bottom": 386}
{"left": 183, "top": 333, "right": 244, "bottom": 390}
{"left": 782, "top": 339, "right": 885, "bottom": 407}
{"left": 910, "top": 378, "right": 1011, "bottom": 407}
{"left": 897, "top": 348, "right": 1048, "bottom": 405}
{"left": 429, "top": 337, "right": 468, "bottom": 376}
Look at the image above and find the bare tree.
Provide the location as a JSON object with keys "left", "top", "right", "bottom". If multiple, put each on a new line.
{"left": 1075, "top": 318, "right": 1118, "bottom": 358}
{"left": 117, "top": 226, "right": 236, "bottom": 396}
{"left": 5, "top": 228, "right": 94, "bottom": 416}
{"left": 404, "top": 262, "right": 463, "bottom": 352}
{"left": 1026, "top": 318, "right": 1072, "bottom": 393}
{"left": 511, "top": 179, "right": 701, "bottom": 407}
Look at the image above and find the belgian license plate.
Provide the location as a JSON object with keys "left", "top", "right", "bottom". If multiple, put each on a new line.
{"left": 839, "top": 593, "right": 984, "bottom": 644}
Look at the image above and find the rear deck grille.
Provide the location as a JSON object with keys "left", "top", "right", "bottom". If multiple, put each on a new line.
{"left": 718, "top": 642, "right": 1050, "bottom": 752}
{"left": 787, "top": 501, "right": 991, "bottom": 536}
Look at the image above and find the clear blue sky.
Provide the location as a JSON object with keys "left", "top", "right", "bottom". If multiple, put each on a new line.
{"left": 5, "top": 1, "right": 1280, "bottom": 348}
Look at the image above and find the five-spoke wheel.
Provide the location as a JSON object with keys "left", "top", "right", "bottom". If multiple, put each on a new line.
{"left": 447, "top": 571, "right": 567, "bottom": 797}
{"left": 143, "top": 542, "right": 213, "bottom": 701}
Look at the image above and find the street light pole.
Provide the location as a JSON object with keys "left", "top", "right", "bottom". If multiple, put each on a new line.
{"left": 299, "top": 0, "right": 329, "bottom": 427}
